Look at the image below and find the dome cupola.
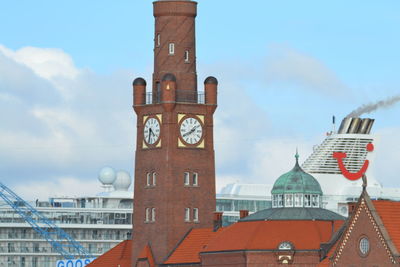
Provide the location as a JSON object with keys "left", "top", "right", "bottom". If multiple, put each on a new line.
{"left": 271, "top": 151, "right": 323, "bottom": 208}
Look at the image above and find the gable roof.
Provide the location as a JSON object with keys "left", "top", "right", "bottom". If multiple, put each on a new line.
{"left": 87, "top": 240, "right": 132, "bottom": 267}
{"left": 372, "top": 200, "right": 400, "bottom": 254}
{"left": 330, "top": 190, "right": 400, "bottom": 265}
{"left": 137, "top": 244, "right": 155, "bottom": 267}
{"left": 203, "top": 220, "right": 344, "bottom": 253}
{"left": 164, "top": 228, "right": 222, "bottom": 265}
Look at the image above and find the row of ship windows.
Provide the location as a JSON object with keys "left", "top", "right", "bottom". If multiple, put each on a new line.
{"left": 146, "top": 172, "right": 199, "bottom": 187}
{"left": 1, "top": 242, "right": 112, "bottom": 254}
{"left": 145, "top": 208, "right": 199, "bottom": 223}
{"left": 272, "top": 194, "right": 320, "bottom": 208}
{"left": 1, "top": 229, "right": 127, "bottom": 240}
{"left": 155, "top": 34, "right": 190, "bottom": 62}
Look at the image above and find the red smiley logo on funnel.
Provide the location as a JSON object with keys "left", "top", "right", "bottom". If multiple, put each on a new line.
{"left": 333, "top": 143, "right": 374, "bottom": 181}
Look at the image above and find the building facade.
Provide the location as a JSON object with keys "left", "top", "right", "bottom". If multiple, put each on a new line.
{"left": 131, "top": 0, "right": 218, "bottom": 264}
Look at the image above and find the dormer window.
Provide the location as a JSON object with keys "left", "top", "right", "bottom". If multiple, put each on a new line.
{"left": 278, "top": 194, "right": 283, "bottom": 207}
{"left": 312, "top": 194, "right": 319, "bottom": 208}
{"left": 169, "top": 43, "right": 175, "bottom": 55}
{"left": 294, "top": 194, "right": 303, "bottom": 207}
{"left": 304, "top": 194, "right": 311, "bottom": 207}
{"left": 278, "top": 241, "right": 293, "bottom": 250}
{"left": 285, "top": 194, "right": 293, "bottom": 207}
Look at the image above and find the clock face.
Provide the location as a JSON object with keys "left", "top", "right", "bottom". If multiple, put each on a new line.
{"left": 180, "top": 117, "right": 203, "bottom": 145}
{"left": 144, "top": 117, "right": 161, "bottom": 145}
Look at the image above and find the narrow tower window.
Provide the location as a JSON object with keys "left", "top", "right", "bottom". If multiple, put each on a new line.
{"left": 184, "top": 50, "right": 189, "bottom": 62}
{"left": 184, "top": 208, "right": 190, "bottom": 222}
{"left": 169, "top": 43, "right": 175, "bottom": 55}
{"left": 146, "top": 173, "right": 151, "bottom": 186}
{"left": 152, "top": 172, "right": 157, "bottom": 186}
{"left": 151, "top": 208, "right": 156, "bottom": 222}
{"left": 145, "top": 208, "right": 151, "bottom": 222}
{"left": 192, "top": 172, "right": 198, "bottom": 186}
{"left": 156, "top": 33, "right": 160, "bottom": 47}
{"left": 193, "top": 208, "right": 199, "bottom": 222}
{"left": 184, "top": 172, "right": 190, "bottom": 186}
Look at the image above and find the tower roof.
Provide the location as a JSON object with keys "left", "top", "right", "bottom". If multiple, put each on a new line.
{"left": 271, "top": 152, "right": 323, "bottom": 195}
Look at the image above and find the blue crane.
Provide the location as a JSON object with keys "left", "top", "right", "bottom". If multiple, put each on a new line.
{"left": 0, "top": 182, "right": 93, "bottom": 260}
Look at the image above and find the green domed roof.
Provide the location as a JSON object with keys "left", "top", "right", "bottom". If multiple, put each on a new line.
{"left": 271, "top": 153, "right": 323, "bottom": 195}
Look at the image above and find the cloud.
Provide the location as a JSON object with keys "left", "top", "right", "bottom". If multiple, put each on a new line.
{"left": 264, "top": 44, "right": 347, "bottom": 95}
{"left": 0, "top": 45, "right": 136, "bottom": 195}
{"left": 372, "top": 127, "right": 400, "bottom": 188}
{"left": 0, "top": 45, "right": 79, "bottom": 80}
{"left": 13, "top": 177, "right": 101, "bottom": 200}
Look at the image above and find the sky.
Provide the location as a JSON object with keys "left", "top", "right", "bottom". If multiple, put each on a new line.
{"left": 1, "top": 0, "right": 399, "bottom": 200}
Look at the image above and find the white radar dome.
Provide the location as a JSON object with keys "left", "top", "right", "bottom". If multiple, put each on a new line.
{"left": 113, "top": 170, "right": 132, "bottom": 191}
{"left": 98, "top": 167, "right": 117, "bottom": 185}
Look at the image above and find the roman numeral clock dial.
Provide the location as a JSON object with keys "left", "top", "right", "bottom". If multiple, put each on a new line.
{"left": 179, "top": 116, "right": 204, "bottom": 147}
{"left": 143, "top": 116, "right": 161, "bottom": 148}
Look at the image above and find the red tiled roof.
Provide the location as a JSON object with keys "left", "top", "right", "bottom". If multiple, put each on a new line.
{"left": 164, "top": 228, "right": 222, "bottom": 264}
{"left": 204, "top": 220, "right": 344, "bottom": 252}
{"left": 87, "top": 240, "right": 132, "bottom": 267}
{"left": 318, "top": 236, "right": 341, "bottom": 267}
{"left": 373, "top": 200, "right": 400, "bottom": 251}
{"left": 137, "top": 244, "right": 155, "bottom": 267}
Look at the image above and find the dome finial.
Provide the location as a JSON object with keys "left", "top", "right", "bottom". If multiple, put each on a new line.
{"left": 295, "top": 148, "right": 299, "bottom": 163}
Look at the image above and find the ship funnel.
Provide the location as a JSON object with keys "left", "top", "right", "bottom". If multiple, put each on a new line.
{"left": 338, "top": 117, "right": 374, "bottom": 134}
{"left": 359, "top": 118, "right": 371, "bottom": 134}
{"left": 365, "top": 119, "right": 374, "bottom": 134}
{"left": 348, "top": 118, "right": 362, "bottom": 134}
{"left": 338, "top": 117, "right": 353, "bottom": 134}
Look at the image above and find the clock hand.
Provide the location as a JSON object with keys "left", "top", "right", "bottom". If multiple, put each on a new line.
{"left": 183, "top": 125, "right": 198, "bottom": 137}
{"left": 148, "top": 128, "right": 153, "bottom": 143}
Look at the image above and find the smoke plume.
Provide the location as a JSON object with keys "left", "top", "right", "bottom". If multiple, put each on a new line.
{"left": 347, "top": 95, "right": 400, "bottom": 117}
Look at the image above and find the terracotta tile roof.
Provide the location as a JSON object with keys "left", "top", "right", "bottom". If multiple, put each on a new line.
{"left": 137, "top": 244, "right": 155, "bottom": 267}
{"left": 318, "top": 236, "right": 341, "bottom": 267}
{"left": 86, "top": 240, "right": 132, "bottom": 267}
{"left": 164, "top": 228, "right": 222, "bottom": 264}
{"left": 204, "top": 220, "right": 344, "bottom": 252}
{"left": 373, "top": 200, "right": 400, "bottom": 251}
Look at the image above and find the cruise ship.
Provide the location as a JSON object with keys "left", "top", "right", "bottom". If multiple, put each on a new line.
{"left": 217, "top": 117, "right": 400, "bottom": 223}
{"left": 0, "top": 168, "right": 133, "bottom": 267}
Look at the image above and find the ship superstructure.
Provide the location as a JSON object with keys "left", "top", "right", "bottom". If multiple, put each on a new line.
{"left": 0, "top": 169, "right": 132, "bottom": 267}
{"left": 302, "top": 117, "right": 400, "bottom": 215}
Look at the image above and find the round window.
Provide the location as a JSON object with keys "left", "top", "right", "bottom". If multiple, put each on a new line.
{"left": 359, "top": 237, "right": 370, "bottom": 255}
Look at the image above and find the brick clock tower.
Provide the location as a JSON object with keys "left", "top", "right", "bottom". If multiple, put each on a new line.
{"left": 131, "top": 0, "right": 218, "bottom": 265}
